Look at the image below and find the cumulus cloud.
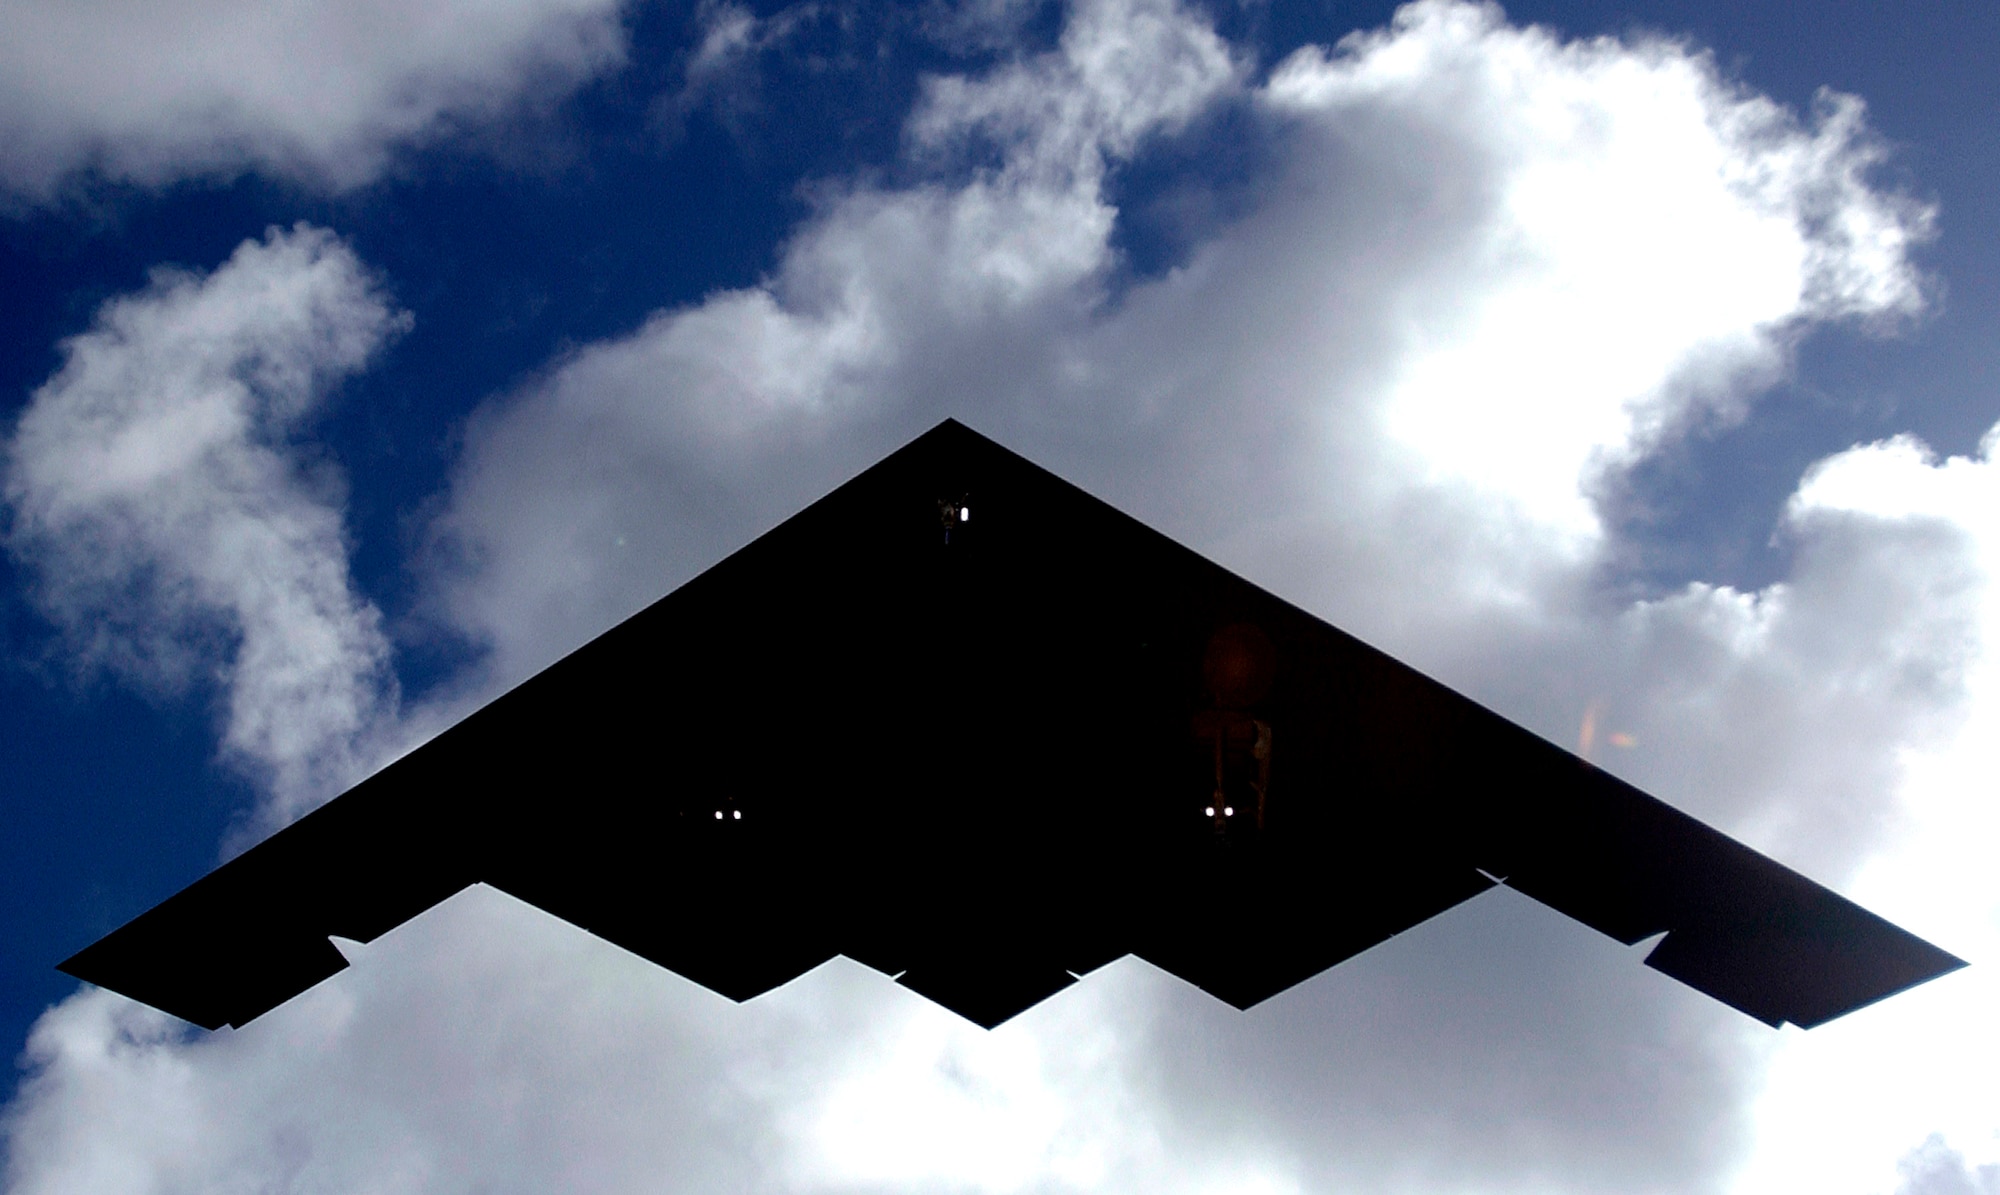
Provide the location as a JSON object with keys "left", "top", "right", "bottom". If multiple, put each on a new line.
{"left": 3, "top": 224, "right": 407, "bottom": 830}
{"left": 413, "top": 1, "right": 1971, "bottom": 1188}
{"left": 408, "top": 4, "right": 1956, "bottom": 1186}
{"left": 5, "top": 2, "right": 1985, "bottom": 1194}
{"left": 1895, "top": 1136, "right": 2000, "bottom": 1195}
{"left": 0, "top": 887, "right": 1300, "bottom": 1195}
{"left": 1258, "top": 2, "right": 1931, "bottom": 547}
{"left": 1720, "top": 427, "right": 2000, "bottom": 1195}
{"left": 0, "top": 0, "right": 627, "bottom": 201}
{"left": 429, "top": 0, "right": 1243, "bottom": 685}
{"left": 429, "top": 0, "right": 1938, "bottom": 696}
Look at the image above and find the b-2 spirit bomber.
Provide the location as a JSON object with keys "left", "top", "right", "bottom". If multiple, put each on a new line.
{"left": 62, "top": 421, "right": 1965, "bottom": 1032}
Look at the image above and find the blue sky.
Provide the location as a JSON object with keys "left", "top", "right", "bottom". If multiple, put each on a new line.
{"left": 1, "top": 2, "right": 1996, "bottom": 1191}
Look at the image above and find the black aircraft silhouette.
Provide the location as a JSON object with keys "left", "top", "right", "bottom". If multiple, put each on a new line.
{"left": 61, "top": 420, "right": 1964, "bottom": 1030}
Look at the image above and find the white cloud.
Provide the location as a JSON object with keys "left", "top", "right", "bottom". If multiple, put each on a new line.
{"left": 0, "top": 0, "right": 627, "bottom": 200}
{"left": 6, "top": 2, "right": 1987, "bottom": 1194}
{"left": 3, "top": 223, "right": 407, "bottom": 831}
{"left": 1256, "top": 0, "right": 1930, "bottom": 554}
{"left": 428, "top": 0, "right": 1243, "bottom": 685}
{"left": 404, "top": 3, "right": 1966, "bottom": 1188}
{"left": 415, "top": 0, "right": 1973, "bottom": 1183}
{"left": 0, "top": 887, "right": 1300, "bottom": 1195}
{"left": 1720, "top": 428, "right": 2000, "bottom": 1195}
{"left": 1895, "top": 1136, "right": 2000, "bottom": 1195}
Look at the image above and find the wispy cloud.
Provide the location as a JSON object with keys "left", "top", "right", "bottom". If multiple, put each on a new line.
{"left": 3, "top": 224, "right": 407, "bottom": 832}
{"left": 0, "top": 0, "right": 628, "bottom": 201}
{"left": 652, "top": 0, "right": 827, "bottom": 144}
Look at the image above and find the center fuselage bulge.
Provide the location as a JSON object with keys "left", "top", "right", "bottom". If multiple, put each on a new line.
{"left": 463, "top": 422, "right": 1489, "bottom": 1022}
{"left": 456, "top": 418, "right": 1487, "bottom": 1027}
{"left": 481, "top": 435, "right": 1195, "bottom": 1016}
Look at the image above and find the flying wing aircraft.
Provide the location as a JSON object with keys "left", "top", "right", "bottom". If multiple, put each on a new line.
{"left": 60, "top": 419, "right": 1965, "bottom": 1031}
